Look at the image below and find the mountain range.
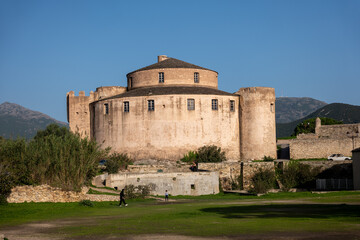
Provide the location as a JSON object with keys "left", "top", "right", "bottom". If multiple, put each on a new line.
{"left": 275, "top": 97, "right": 327, "bottom": 123}
{"left": 0, "top": 102, "right": 68, "bottom": 139}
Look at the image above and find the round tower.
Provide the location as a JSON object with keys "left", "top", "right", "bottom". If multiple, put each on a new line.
{"left": 236, "top": 87, "right": 276, "bottom": 161}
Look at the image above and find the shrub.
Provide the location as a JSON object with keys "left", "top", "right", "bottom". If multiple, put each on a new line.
{"left": 79, "top": 199, "right": 94, "bottom": 207}
{"left": 180, "top": 151, "right": 198, "bottom": 163}
{"left": 250, "top": 168, "right": 276, "bottom": 194}
{"left": 124, "top": 184, "right": 152, "bottom": 199}
{"left": 279, "top": 161, "right": 320, "bottom": 191}
{"left": 197, "top": 145, "right": 226, "bottom": 163}
{"left": 0, "top": 165, "right": 14, "bottom": 205}
{"left": 0, "top": 124, "right": 108, "bottom": 192}
{"left": 231, "top": 174, "right": 243, "bottom": 190}
{"left": 105, "top": 153, "right": 133, "bottom": 174}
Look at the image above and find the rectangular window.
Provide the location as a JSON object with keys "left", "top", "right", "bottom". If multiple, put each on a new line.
{"left": 187, "top": 99, "right": 195, "bottom": 110}
{"left": 212, "top": 99, "right": 218, "bottom": 110}
{"left": 128, "top": 77, "right": 132, "bottom": 88}
{"left": 124, "top": 101, "right": 129, "bottom": 112}
{"left": 104, "top": 103, "right": 109, "bottom": 114}
{"left": 194, "top": 72, "right": 199, "bottom": 83}
{"left": 230, "top": 100, "right": 235, "bottom": 112}
{"left": 159, "top": 72, "right": 164, "bottom": 83}
{"left": 148, "top": 100, "right": 155, "bottom": 111}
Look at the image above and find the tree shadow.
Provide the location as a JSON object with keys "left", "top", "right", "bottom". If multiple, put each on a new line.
{"left": 200, "top": 204, "right": 360, "bottom": 219}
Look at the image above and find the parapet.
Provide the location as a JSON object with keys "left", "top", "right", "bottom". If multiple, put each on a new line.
{"left": 67, "top": 86, "right": 127, "bottom": 103}
{"left": 235, "top": 87, "right": 275, "bottom": 96}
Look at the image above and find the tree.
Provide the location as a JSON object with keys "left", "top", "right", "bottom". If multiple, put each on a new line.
{"left": 292, "top": 117, "right": 342, "bottom": 136}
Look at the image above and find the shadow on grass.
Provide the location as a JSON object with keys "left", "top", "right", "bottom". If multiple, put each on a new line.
{"left": 200, "top": 204, "right": 360, "bottom": 219}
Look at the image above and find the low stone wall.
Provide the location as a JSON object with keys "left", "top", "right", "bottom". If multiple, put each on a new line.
{"left": 105, "top": 171, "right": 219, "bottom": 196}
{"left": 7, "top": 185, "right": 119, "bottom": 203}
{"left": 198, "top": 162, "right": 274, "bottom": 190}
{"left": 289, "top": 138, "right": 359, "bottom": 159}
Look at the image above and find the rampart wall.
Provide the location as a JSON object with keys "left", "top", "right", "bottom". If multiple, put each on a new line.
{"left": 198, "top": 162, "right": 274, "bottom": 190}
{"left": 7, "top": 185, "right": 118, "bottom": 203}
{"left": 289, "top": 138, "right": 359, "bottom": 159}
{"left": 91, "top": 94, "right": 240, "bottom": 161}
{"left": 318, "top": 124, "right": 360, "bottom": 138}
{"left": 105, "top": 171, "right": 219, "bottom": 196}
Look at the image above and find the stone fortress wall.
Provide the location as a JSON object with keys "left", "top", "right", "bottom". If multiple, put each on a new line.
{"left": 67, "top": 55, "right": 277, "bottom": 162}
{"left": 290, "top": 118, "right": 360, "bottom": 159}
{"left": 237, "top": 87, "right": 276, "bottom": 161}
{"left": 105, "top": 171, "right": 219, "bottom": 196}
{"left": 91, "top": 94, "right": 241, "bottom": 160}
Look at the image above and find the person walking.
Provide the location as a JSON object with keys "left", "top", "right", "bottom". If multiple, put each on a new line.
{"left": 165, "top": 190, "right": 169, "bottom": 202}
{"left": 119, "top": 188, "right": 128, "bottom": 207}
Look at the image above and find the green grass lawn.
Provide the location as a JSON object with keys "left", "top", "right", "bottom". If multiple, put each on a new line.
{"left": 1, "top": 191, "right": 360, "bottom": 239}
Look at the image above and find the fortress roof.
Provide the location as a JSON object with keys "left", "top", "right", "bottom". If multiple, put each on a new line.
{"left": 127, "top": 57, "right": 217, "bottom": 76}
{"left": 100, "top": 86, "right": 234, "bottom": 101}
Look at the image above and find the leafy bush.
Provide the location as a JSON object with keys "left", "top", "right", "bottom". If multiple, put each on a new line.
{"left": 180, "top": 151, "right": 198, "bottom": 163}
{"left": 279, "top": 161, "right": 320, "bottom": 191}
{"left": 105, "top": 153, "right": 133, "bottom": 174}
{"left": 231, "top": 174, "right": 243, "bottom": 190}
{"left": 196, "top": 145, "right": 226, "bottom": 163}
{"left": 0, "top": 165, "right": 14, "bottom": 205}
{"left": 0, "top": 124, "right": 108, "bottom": 192}
{"left": 124, "top": 184, "right": 151, "bottom": 199}
{"left": 250, "top": 168, "right": 276, "bottom": 194}
{"left": 79, "top": 199, "right": 94, "bottom": 207}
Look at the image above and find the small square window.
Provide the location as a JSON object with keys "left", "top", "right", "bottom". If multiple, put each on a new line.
{"left": 212, "top": 99, "right": 218, "bottom": 110}
{"left": 124, "top": 101, "right": 129, "bottom": 112}
{"left": 148, "top": 100, "right": 155, "bottom": 111}
{"left": 230, "top": 100, "right": 235, "bottom": 112}
{"left": 159, "top": 72, "right": 164, "bottom": 83}
{"left": 194, "top": 72, "right": 199, "bottom": 83}
{"left": 104, "top": 103, "right": 109, "bottom": 114}
{"left": 187, "top": 99, "right": 195, "bottom": 110}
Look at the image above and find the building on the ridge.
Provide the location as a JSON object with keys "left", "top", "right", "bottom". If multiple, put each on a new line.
{"left": 67, "top": 55, "right": 276, "bottom": 162}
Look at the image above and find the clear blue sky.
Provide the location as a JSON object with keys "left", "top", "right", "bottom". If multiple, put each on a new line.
{"left": 1, "top": 0, "right": 359, "bottom": 122}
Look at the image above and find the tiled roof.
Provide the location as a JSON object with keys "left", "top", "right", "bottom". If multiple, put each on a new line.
{"left": 99, "top": 86, "right": 234, "bottom": 101}
{"left": 127, "top": 57, "right": 217, "bottom": 76}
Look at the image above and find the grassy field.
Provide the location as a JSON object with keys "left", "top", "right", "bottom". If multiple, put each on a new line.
{"left": 1, "top": 191, "right": 360, "bottom": 239}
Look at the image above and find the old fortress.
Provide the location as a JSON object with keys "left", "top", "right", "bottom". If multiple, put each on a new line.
{"left": 67, "top": 55, "right": 276, "bottom": 162}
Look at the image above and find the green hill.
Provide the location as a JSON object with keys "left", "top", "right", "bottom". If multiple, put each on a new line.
{"left": 0, "top": 102, "right": 68, "bottom": 139}
{"left": 277, "top": 103, "right": 360, "bottom": 138}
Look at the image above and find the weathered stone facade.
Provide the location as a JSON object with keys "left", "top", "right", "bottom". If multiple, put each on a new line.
{"left": 198, "top": 162, "right": 274, "bottom": 190}
{"left": 67, "top": 55, "right": 276, "bottom": 162}
{"left": 103, "top": 171, "right": 219, "bottom": 196}
{"left": 7, "top": 185, "right": 119, "bottom": 203}
{"left": 290, "top": 118, "right": 360, "bottom": 159}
